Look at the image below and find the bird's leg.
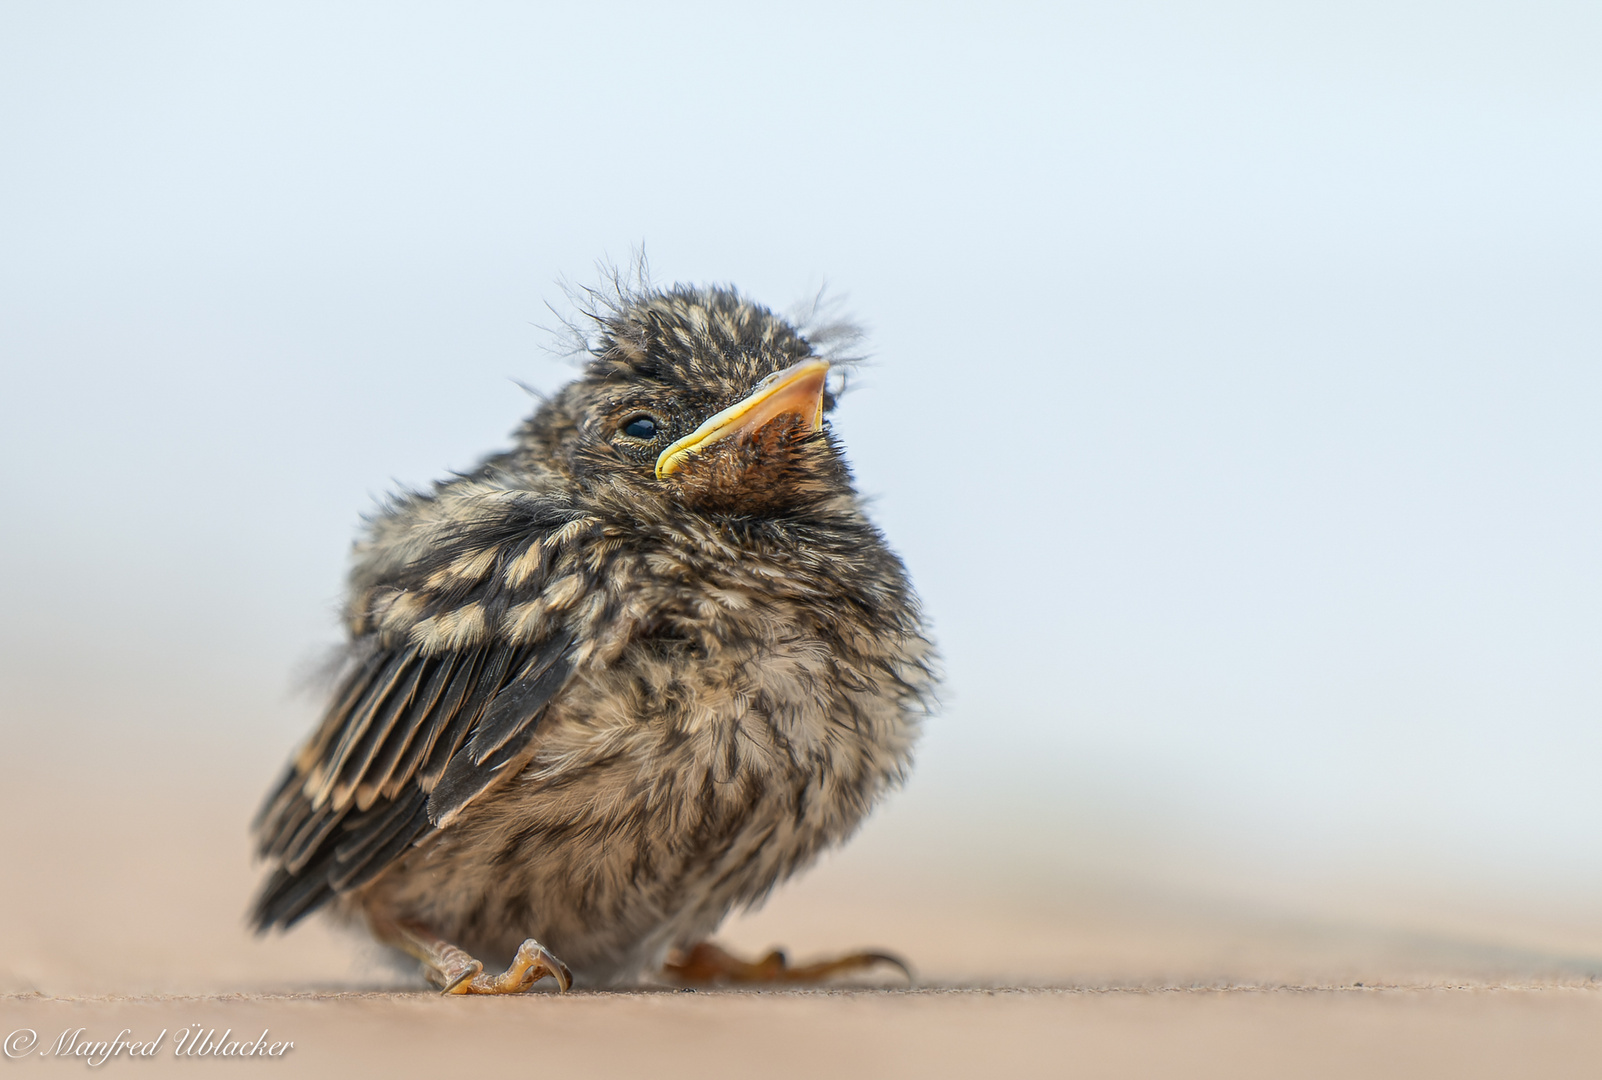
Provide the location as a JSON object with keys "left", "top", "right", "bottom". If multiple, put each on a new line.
{"left": 663, "top": 941, "right": 912, "bottom": 986}
{"left": 384, "top": 919, "right": 572, "bottom": 995}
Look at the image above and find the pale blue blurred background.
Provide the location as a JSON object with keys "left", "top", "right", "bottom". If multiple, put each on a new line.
{"left": 2, "top": 2, "right": 1598, "bottom": 926}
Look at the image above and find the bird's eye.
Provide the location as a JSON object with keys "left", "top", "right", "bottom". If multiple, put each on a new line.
{"left": 621, "top": 415, "right": 659, "bottom": 439}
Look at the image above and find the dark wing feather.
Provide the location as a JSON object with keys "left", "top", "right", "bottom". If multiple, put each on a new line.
{"left": 354, "top": 654, "right": 458, "bottom": 808}
{"left": 466, "top": 634, "right": 578, "bottom": 765}
{"left": 431, "top": 633, "right": 577, "bottom": 828}
{"left": 415, "top": 649, "right": 494, "bottom": 789}
{"left": 328, "top": 790, "right": 433, "bottom": 890}
{"left": 306, "top": 649, "right": 419, "bottom": 803}
{"left": 250, "top": 633, "right": 578, "bottom": 931}
{"left": 331, "top": 653, "right": 434, "bottom": 808}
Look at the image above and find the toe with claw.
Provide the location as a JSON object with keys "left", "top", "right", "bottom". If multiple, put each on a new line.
{"left": 441, "top": 938, "right": 573, "bottom": 995}
{"left": 663, "top": 941, "right": 913, "bottom": 986}
{"left": 391, "top": 920, "right": 573, "bottom": 995}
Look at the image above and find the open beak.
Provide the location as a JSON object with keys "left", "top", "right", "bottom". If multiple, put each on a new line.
{"left": 655, "top": 359, "right": 830, "bottom": 479}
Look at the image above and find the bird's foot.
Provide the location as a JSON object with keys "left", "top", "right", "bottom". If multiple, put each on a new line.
{"left": 439, "top": 938, "right": 573, "bottom": 995}
{"left": 662, "top": 941, "right": 912, "bottom": 987}
{"left": 394, "top": 921, "right": 572, "bottom": 995}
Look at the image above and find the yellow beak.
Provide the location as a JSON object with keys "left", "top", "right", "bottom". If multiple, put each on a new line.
{"left": 655, "top": 359, "right": 831, "bottom": 479}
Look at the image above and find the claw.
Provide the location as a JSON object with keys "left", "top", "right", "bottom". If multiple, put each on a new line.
{"left": 500, "top": 938, "right": 573, "bottom": 995}
{"left": 438, "top": 958, "right": 484, "bottom": 994}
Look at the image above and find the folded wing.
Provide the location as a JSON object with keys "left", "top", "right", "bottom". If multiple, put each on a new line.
{"left": 251, "top": 629, "right": 578, "bottom": 931}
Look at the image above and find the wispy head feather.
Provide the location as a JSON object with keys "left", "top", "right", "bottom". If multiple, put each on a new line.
{"left": 543, "top": 251, "right": 866, "bottom": 396}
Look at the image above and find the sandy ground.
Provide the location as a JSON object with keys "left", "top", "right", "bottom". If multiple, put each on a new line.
{"left": 4, "top": 746, "right": 1601, "bottom": 1077}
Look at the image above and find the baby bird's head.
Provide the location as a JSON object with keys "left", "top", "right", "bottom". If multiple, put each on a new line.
{"left": 527, "top": 285, "right": 858, "bottom": 516}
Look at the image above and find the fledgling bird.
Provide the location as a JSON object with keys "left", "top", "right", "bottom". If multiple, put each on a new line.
{"left": 250, "top": 279, "right": 937, "bottom": 991}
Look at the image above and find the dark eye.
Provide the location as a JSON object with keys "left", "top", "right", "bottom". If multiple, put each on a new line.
{"left": 621, "top": 415, "right": 659, "bottom": 439}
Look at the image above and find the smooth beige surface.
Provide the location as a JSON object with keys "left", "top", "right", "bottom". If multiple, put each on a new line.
{"left": 6, "top": 987, "right": 1602, "bottom": 1079}
{"left": 4, "top": 748, "right": 1601, "bottom": 1077}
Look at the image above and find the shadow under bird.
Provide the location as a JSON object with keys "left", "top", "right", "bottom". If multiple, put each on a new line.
{"left": 251, "top": 281, "right": 937, "bottom": 992}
